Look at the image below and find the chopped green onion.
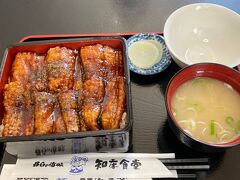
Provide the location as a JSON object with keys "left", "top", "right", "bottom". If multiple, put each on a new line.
{"left": 225, "top": 116, "right": 235, "bottom": 129}
{"left": 210, "top": 120, "right": 215, "bottom": 136}
{"left": 237, "top": 120, "right": 240, "bottom": 132}
{"left": 188, "top": 102, "right": 202, "bottom": 112}
{"left": 192, "top": 103, "right": 201, "bottom": 112}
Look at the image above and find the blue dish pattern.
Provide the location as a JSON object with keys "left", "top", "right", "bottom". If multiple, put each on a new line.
{"left": 127, "top": 33, "right": 171, "bottom": 75}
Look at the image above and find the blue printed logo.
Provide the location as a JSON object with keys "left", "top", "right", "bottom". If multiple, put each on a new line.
{"left": 69, "top": 155, "right": 88, "bottom": 174}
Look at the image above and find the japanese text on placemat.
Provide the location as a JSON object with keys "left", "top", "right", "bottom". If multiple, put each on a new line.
{"left": 35, "top": 145, "right": 65, "bottom": 156}
{"left": 79, "top": 178, "right": 127, "bottom": 180}
{"left": 33, "top": 161, "right": 64, "bottom": 167}
{"left": 16, "top": 178, "right": 48, "bottom": 180}
{"left": 95, "top": 159, "right": 142, "bottom": 170}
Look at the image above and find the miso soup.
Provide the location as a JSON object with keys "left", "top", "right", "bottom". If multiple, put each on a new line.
{"left": 171, "top": 77, "right": 240, "bottom": 144}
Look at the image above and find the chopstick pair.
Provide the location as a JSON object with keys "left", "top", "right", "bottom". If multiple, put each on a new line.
{"left": 160, "top": 158, "right": 209, "bottom": 170}
{"left": 157, "top": 158, "right": 210, "bottom": 179}
{"left": 152, "top": 173, "right": 197, "bottom": 179}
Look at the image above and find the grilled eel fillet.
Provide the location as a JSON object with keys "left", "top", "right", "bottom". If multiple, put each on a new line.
{"left": 2, "top": 82, "right": 34, "bottom": 136}
{"left": 73, "top": 57, "right": 87, "bottom": 131}
{"left": 103, "top": 46, "right": 124, "bottom": 79}
{"left": 81, "top": 45, "right": 125, "bottom": 130}
{"left": 11, "top": 52, "right": 47, "bottom": 92}
{"left": 32, "top": 55, "right": 48, "bottom": 92}
{"left": 3, "top": 52, "right": 48, "bottom": 136}
{"left": 34, "top": 92, "right": 66, "bottom": 134}
{"left": 46, "top": 46, "right": 76, "bottom": 92}
{"left": 82, "top": 78, "right": 105, "bottom": 130}
{"left": 81, "top": 44, "right": 105, "bottom": 130}
{"left": 80, "top": 44, "right": 105, "bottom": 79}
{"left": 11, "top": 52, "right": 35, "bottom": 82}
{"left": 58, "top": 90, "right": 81, "bottom": 132}
{"left": 102, "top": 47, "right": 125, "bottom": 129}
{"left": 102, "top": 77, "right": 125, "bottom": 129}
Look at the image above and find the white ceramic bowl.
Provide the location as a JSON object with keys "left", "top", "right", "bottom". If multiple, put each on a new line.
{"left": 164, "top": 3, "right": 240, "bottom": 68}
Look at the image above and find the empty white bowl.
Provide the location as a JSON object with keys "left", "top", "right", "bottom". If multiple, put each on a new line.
{"left": 164, "top": 3, "right": 240, "bottom": 68}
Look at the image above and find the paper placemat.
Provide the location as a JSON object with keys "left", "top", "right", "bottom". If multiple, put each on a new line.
{"left": 1, "top": 153, "right": 177, "bottom": 180}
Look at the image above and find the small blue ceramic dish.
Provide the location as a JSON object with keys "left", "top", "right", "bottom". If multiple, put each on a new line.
{"left": 127, "top": 33, "right": 171, "bottom": 75}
